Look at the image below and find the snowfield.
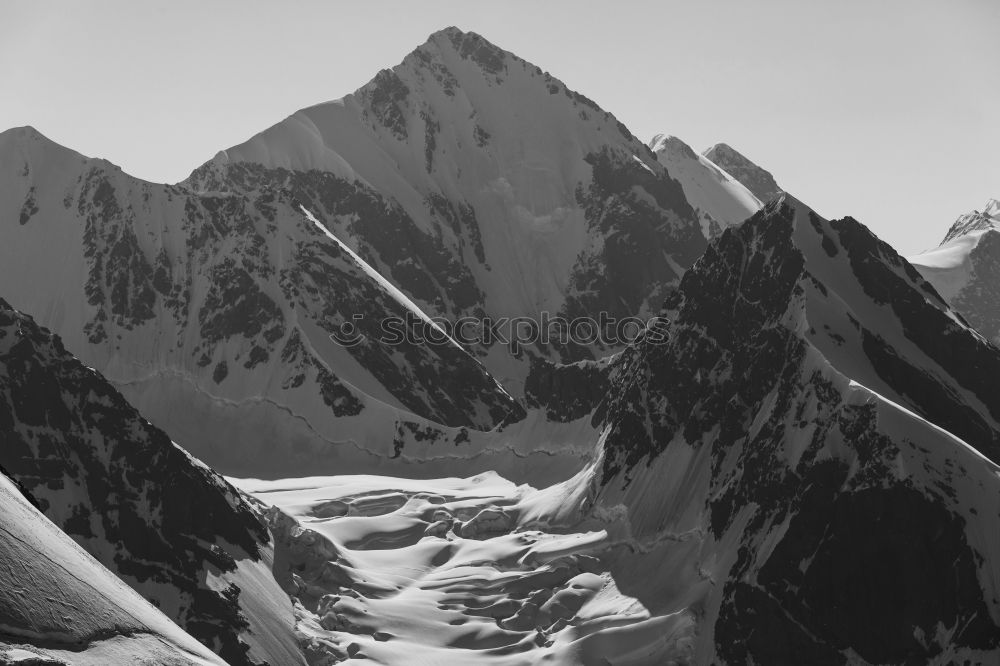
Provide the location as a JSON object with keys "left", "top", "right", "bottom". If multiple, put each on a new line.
{"left": 232, "top": 469, "right": 696, "bottom": 665}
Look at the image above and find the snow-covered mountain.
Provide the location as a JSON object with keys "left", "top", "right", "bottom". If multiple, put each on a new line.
{"left": 5, "top": 23, "right": 1000, "bottom": 665}
{"left": 908, "top": 198, "right": 1000, "bottom": 344}
{"left": 0, "top": 298, "right": 303, "bottom": 665}
{"left": 702, "top": 142, "right": 783, "bottom": 203}
{"left": 218, "top": 198, "right": 1000, "bottom": 665}
{"left": 649, "top": 134, "right": 762, "bottom": 237}
{"left": 0, "top": 125, "right": 519, "bottom": 477}
{"left": 185, "top": 27, "right": 708, "bottom": 380}
{"left": 588, "top": 198, "right": 1000, "bottom": 662}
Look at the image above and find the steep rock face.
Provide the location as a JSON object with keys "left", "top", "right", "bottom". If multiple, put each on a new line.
{"left": 0, "top": 471, "right": 225, "bottom": 665}
{"left": 908, "top": 199, "right": 1000, "bottom": 344}
{"left": 941, "top": 198, "right": 1000, "bottom": 244}
{"left": 0, "top": 126, "right": 518, "bottom": 476}
{"left": 0, "top": 298, "right": 304, "bottom": 665}
{"left": 649, "top": 134, "right": 762, "bottom": 237}
{"left": 186, "top": 27, "right": 707, "bottom": 386}
{"left": 701, "top": 142, "right": 783, "bottom": 203}
{"left": 523, "top": 356, "right": 613, "bottom": 423}
{"left": 590, "top": 200, "right": 1000, "bottom": 663}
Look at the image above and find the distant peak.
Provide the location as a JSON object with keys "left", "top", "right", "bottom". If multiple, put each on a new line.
{"left": 649, "top": 134, "right": 697, "bottom": 159}
{"left": 419, "top": 26, "right": 494, "bottom": 54}
{"left": 425, "top": 26, "right": 494, "bottom": 48}
{"left": 939, "top": 200, "right": 1000, "bottom": 245}
{"left": 702, "top": 142, "right": 783, "bottom": 203}
{"left": 703, "top": 142, "right": 744, "bottom": 161}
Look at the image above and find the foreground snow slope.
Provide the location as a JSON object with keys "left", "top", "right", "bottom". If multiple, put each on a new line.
{"left": 0, "top": 298, "right": 303, "bottom": 665}
{"left": 908, "top": 198, "right": 1000, "bottom": 344}
{"left": 0, "top": 473, "right": 224, "bottom": 665}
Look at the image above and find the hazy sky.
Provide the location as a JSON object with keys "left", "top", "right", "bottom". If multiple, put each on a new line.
{"left": 2, "top": 0, "right": 997, "bottom": 254}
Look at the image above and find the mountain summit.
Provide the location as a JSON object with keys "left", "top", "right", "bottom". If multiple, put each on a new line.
{"left": 909, "top": 198, "right": 1000, "bottom": 343}
{"left": 649, "top": 133, "right": 762, "bottom": 236}
{"left": 185, "top": 26, "right": 710, "bottom": 383}
{"left": 702, "top": 142, "right": 783, "bottom": 202}
{"left": 941, "top": 197, "right": 1000, "bottom": 244}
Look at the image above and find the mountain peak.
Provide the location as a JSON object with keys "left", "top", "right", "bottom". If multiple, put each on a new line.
{"left": 425, "top": 25, "right": 478, "bottom": 44}
{"left": 938, "top": 199, "right": 1000, "bottom": 245}
{"left": 703, "top": 141, "right": 738, "bottom": 155}
{"left": 429, "top": 25, "right": 466, "bottom": 39}
{"left": 649, "top": 133, "right": 697, "bottom": 160}
{"left": 409, "top": 25, "right": 514, "bottom": 81}
{"left": 648, "top": 132, "right": 763, "bottom": 236}
{"left": 701, "top": 142, "right": 749, "bottom": 167}
{"left": 702, "top": 142, "right": 783, "bottom": 203}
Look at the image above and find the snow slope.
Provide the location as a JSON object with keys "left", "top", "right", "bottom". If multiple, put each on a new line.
{"left": 233, "top": 470, "right": 694, "bottom": 665}
{"left": 908, "top": 198, "right": 1000, "bottom": 343}
{"left": 649, "top": 134, "right": 762, "bottom": 237}
{"left": 0, "top": 473, "right": 224, "bottom": 665}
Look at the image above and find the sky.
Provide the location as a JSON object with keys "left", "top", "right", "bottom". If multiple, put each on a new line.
{"left": 2, "top": 0, "right": 997, "bottom": 255}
